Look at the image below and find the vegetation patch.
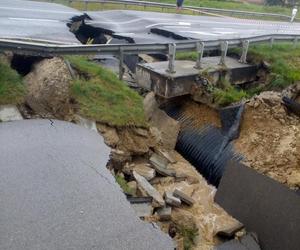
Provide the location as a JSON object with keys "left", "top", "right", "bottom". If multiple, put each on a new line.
{"left": 0, "top": 58, "right": 25, "bottom": 105}
{"left": 247, "top": 43, "right": 300, "bottom": 90}
{"left": 67, "top": 56, "right": 146, "bottom": 127}
{"left": 115, "top": 174, "right": 134, "bottom": 195}
{"left": 213, "top": 79, "right": 248, "bottom": 106}
{"left": 177, "top": 225, "right": 198, "bottom": 250}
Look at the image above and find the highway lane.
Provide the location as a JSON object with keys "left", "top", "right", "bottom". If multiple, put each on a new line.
{"left": 2, "top": 1, "right": 300, "bottom": 45}
{"left": 87, "top": 10, "right": 300, "bottom": 43}
{"left": 0, "top": 0, "right": 80, "bottom": 44}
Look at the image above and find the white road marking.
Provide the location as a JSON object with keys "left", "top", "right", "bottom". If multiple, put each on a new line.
{"left": 9, "top": 17, "right": 60, "bottom": 23}
{"left": 0, "top": 6, "right": 77, "bottom": 15}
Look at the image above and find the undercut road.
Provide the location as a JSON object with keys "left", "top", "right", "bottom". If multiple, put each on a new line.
{"left": 2, "top": 1, "right": 300, "bottom": 44}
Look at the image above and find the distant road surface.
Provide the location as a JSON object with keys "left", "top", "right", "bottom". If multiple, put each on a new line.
{"left": 1, "top": 0, "right": 300, "bottom": 44}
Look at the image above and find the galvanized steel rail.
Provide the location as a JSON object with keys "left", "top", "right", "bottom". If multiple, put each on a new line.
{"left": 1, "top": 33, "right": 299, "bottom": 79}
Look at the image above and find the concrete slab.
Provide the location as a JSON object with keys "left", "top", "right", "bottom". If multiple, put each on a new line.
{"left": 136, "top": 57, "right": 258, "bottom": 98}
{"left": 215, "top": 162, "right": 300, "bottom": 250}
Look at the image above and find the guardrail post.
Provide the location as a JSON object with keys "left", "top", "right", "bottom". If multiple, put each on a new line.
{"left": 194, "top": 41, "right": 205, "bottom": 69}
{"left": 239, "top": 40, "right": 249, "bottom": 64}
{"left": 166, "top": 43, "right": 176, "bottom": 74}
{"left": 84, "top": 1, "right": 88, "bottom": 11}
{"left": 270, "top": 37, "right": 274, "bottom": 48}
{"left": 219, "top": 41, "right": 228, "bottom": 66}
{"left": 293, "top": 37, "right": 298, "bottom": 48}
{"left": 119, "top": 48, "right": 124, "bottom": 81}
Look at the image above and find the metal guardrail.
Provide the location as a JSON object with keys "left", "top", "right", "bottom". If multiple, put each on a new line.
{"left": 1, "top": 33, "right": 300, "bottom": 79}
{"left": 64, "top": 0, "right": 298, "bottom": 22}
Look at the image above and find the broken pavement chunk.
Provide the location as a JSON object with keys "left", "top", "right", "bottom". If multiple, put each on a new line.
{"left": 156, "top": 206, "right": 172, "bottom": 221}
{"left": 150, "top": 153, "right": 176, "bottom": 177}
{"left": 133, "top": 171, "right": 165, "bottom": 207}
{"left": 173, "top": 188, "right": 195, "bottom": 206}
{"left": 128, "top": 197, "right": 154, "bottom": 218}
{"left": 164, "top": 191, "right": 181, "bottom": 207}
{"left": 133, "top": 164, "right": 156, "bottom": 181}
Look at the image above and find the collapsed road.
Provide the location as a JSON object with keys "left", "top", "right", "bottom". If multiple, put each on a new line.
{"left": 0, "top": 119, "right": 174, "bottom": 250}
{"left": 2, "top": 0, "right": 300, "bottom": 45}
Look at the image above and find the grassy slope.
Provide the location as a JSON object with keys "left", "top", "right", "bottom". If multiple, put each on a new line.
{"left": 67, "top": 56, "right": 146, "bottom": 127}
{"left": 0, "top": 58, "right": 25, "bottom": 105}
{"left": 248, "top": 43, "right": 300, "bottom": 90}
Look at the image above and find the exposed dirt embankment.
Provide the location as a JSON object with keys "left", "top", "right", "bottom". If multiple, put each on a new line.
{"left": 235, "top": 91, "right": 300, "bottom": 189}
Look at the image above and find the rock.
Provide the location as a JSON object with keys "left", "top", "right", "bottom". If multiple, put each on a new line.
{"left": 97, "top": 123, "right": 119, "bottom": 147}
{"left": 287, "top": 171, "right": 300, "bottom": 187}
{"left": 0, "top": 105, "right": 23, "bottom": 122}
{"left": 133, "top": 171, "right": 165, "bottom": 207}
{"left": 74, "top": 115, "right": 97, "bottom": 132}
{"left": 109, "top": 149, "right": 132, "bottom": 171}
{"left": 155, "top": 148, "right": 176, "bottom": 164}
{"left": 144, "top": 92, "right": 180, "bottom": 150}
{"left": 133, "top": 164, "right": 156, "bottom": 181}
{"left": 156, "top": 206, "right": 172, "bottom": 221}
{"left": 150, "top": 153, "right": 169, "bottom": 168}
{"left": 216, "top": 221, "right": 244, "bottom": 238}
{"left": 127, "top": 181, "right": 137, "bottom": 196}
{"left": 143, "top": 92, "right": 159, "bottom": 120}
{"left": 173, "top": 188, "right": 195, "bottom": 206}
{"left": 117, "top": 128, "right": 155, "bottom": 155}
{"left": 24, "top": 57, "right": 72, "bottom": 118}
{"left": 150, "top": 153, "right": 176, "bottom": 177}
{"left": 176, "top": 238, "right": 184, "bottom": 250}
{"left": 164, "top": 191, "right": 181, "bottom": 207}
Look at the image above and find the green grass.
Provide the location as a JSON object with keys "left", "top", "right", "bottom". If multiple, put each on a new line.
{"left": 38, "top": 0, "right": 298, "bottom": 19}
{"left": 115, "top": 174, "right": 134, "bottom": 195}
{"left": 213, "top": 79, "right": 248, "bottom": 106}
{"left": 177, "top": 225, "right": 198, "bottom": 250}
{"left": 247, "top": 43, "right": 300, "bottom": 90}
{"left": 66, "top": 56, "right": 147, "bottom": 127}
{"left": 0, "top": 58, "right": 25, "bottom": 105}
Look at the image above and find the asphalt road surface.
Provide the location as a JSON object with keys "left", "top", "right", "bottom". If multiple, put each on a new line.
{"left": 87, "top": 10, "right": 300, "bottom": 43}
{"left": 0, "top": 119, "right": 173, "bottom": 250}
{"left": 0, "top": 0, "right": 80, "bottom": 44}
{"left": 2, "top": 0, "right": 300, "bottom": 44}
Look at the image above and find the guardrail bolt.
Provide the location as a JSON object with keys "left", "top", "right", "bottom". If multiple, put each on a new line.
{"left": 219, "top": 41, "right": 228, "bottom": 66}
{"left": 194, "top": 41, "right": 205, "bottom": 69}
{"left": 166, "top": 43, "right": 177, "bottom": 74}
{"left": 239, "top": 40, "right": 249, "bottom": 64}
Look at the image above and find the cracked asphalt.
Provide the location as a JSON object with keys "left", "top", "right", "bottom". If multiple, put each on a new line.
{"left": 0, "top": 119, "right": 173, "bottom": 250}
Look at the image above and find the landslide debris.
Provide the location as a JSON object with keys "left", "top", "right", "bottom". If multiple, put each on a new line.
{"left": 235, "top": 91, "right": 300, "bottom": 189}
{"left": 24, "top": 57, "right": 72, "bottom": 119}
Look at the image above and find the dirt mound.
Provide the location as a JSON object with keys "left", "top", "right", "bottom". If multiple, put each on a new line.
{"left": 24, "top": 57, "right": 72, "bottom": 118}
{"left": 235, "top": 91, "right": 300, "bottom": 189}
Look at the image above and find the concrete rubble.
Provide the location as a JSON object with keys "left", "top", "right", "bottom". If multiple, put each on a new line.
{"left": 133, "top": 171, "right": 165, "bottom": 207}
{"left": 0, "top": 105, "right": 23, "bottom": 122}
{"left": 164, "top": 191, "right": 182, "bottom": 207}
